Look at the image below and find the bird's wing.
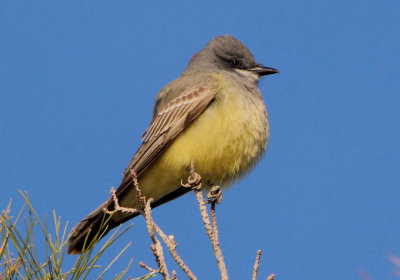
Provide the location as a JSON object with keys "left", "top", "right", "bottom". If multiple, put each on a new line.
{"left": 116, "top": 76, "right": 218, "bottom": 197}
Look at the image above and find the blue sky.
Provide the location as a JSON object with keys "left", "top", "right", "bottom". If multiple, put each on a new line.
{"left": 1, "top": 1, "right": 399, "bottom": 279}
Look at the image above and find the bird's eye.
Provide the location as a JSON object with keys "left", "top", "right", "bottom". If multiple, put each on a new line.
{"left": 231, "top": 59, "right": 240, "bottom": 67}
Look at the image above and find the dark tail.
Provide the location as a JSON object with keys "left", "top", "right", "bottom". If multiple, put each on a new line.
{"left": 67, "top": 203, "right": 108, "bottom": 254}
{"left": 67, "top": 202, "right": 138, "bottom": 255}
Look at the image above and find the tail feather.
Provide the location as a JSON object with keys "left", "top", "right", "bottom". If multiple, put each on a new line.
{"left": 67, "top": 203, "right": 113, "bottom": 255}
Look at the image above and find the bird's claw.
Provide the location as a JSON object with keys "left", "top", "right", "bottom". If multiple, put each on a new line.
{"left": 181, "top": 172, "right": 202, "bottom": 190}
{"left": 206, "top": 184, "right": 222, "bottom": 204}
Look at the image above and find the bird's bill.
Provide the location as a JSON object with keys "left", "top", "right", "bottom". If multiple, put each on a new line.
{"left": 249, "top": 65, "right": 279, "bottom": 76}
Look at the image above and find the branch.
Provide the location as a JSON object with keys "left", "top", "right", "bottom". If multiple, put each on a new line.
{"left": 151, "top": 222, "right": 197, "bottom": 279}
{"left": 144, "top": 199, "right": 171, "bottom": 280}
{"left": 252, "top": 250, "right": 262, "bottom": 280}
{"left": 182, "top": 160, "right": 228, "bottom": 280}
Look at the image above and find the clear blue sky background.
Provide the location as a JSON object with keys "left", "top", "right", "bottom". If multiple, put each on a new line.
{"left": 1, "top": 1, "right": 400, "bottom": 279}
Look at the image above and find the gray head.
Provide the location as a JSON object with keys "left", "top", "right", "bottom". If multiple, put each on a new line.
{"left": 184, "top": 35, "right": 278, "bottom": 79}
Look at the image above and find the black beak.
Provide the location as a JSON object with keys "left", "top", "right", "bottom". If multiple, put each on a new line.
{"left": 249, "top": 64, "right": 279, "bottom": 76}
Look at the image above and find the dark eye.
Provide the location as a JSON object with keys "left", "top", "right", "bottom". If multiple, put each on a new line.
{"left": 231, "top": 59, "right": 240, "bottom": 67}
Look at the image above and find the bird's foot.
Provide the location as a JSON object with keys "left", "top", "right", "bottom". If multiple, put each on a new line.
{"left": 181, "top": 171, "right": 202, "bottom": 191}
{"left": 206, "top": 184, "right": 223, "bottom": 204}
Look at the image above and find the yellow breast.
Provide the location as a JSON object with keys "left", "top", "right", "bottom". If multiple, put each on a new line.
{"left": 136, "top": 75, "right": 269, "bottom": 204}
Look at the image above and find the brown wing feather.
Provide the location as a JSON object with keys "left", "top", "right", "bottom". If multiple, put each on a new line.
{"left": 116, "top": 77, "right": 218, "bottom": 197}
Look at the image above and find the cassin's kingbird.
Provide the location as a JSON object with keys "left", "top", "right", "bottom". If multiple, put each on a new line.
{"left": 68, "top": 35, "right": 278, "bottom": 254}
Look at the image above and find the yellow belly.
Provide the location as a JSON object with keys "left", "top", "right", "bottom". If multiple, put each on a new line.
{"left": 136, "top": 81, "right": 269, "bottom": 204}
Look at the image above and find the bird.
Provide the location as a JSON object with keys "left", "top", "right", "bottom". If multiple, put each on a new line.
{"left": 67, "top": 35, "right": 278, "bottom": 254}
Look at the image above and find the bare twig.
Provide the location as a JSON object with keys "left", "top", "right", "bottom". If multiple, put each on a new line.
{"left": 103, "top": 187, "right": 139, "bottom": 215}
{"left": 207, "top": 185, "right": 222, "bottom": 262}
{"left": 172, "top": 270, "right": 178, "bottom": 280}
{"left": 267, "top": 273, "right": 275, "bottom": 280}
{"left": 207, "top": 184, "right": 223, "bottom": 269}
{"left": 152, "top": 223, "right": 197, "bottom": 280}
{"left": 131, "top": 170, "right": 146, "bottom": 208}
{"left": 208, "top": 198, "right": 228, "bottom": 279}
{"left": 145, "top": 200, "right": 170, "bottom": 280}
{"left": 182, "top": 161, "right": 228, "bottom": 280}
{"left": 252, "top": 250, "right": 262, "bottom": 280}
{"left": 139, "top": 261, "right": 157, "bottom": 273}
